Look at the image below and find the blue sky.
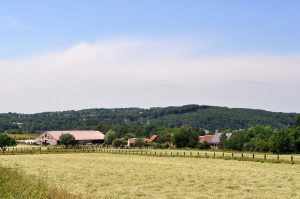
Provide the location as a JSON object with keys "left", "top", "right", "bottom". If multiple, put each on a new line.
{"left": 1, "top": 0, "right": 299, "bottom": 58}
{"left": 0, "top": 1, "right": 300, "bottom": 113}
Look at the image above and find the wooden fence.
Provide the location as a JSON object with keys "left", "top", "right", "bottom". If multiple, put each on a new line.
{"left": 1, "top": 146, "right": 299, "bottom": 164}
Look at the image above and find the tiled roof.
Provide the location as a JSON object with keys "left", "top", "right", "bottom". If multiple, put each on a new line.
{"left": 45, "top": 131, "right": 105, "bottom": 141}
{"left": 199, "top": 135, "right": 213, "bottom": 143}
{"left": 147, "top": 135, "right": 158, "bottom": 143}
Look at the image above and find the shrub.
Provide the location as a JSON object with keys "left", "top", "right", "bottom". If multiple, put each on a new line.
{"left": 160, "top": 143, "right": 170, "bottom": 149}
{"left": 59, "top": 134, "right": 76, "bottom": 148}
{"left": 198, "top": 142, "right": 210, "bottom": 149}
{"left": 112, "top": 138, "right": 125, "bottom": 147}
{"left": 0, "top": 134, "right": 16, "bottom": 151}
{"left": 149, "top": 142, "right": 159, "bottom": 149}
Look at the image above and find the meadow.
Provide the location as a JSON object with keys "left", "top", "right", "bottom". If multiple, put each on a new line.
{"left": 0, "top": 153, "right": 300, "bottom": 199}
{"left": 7, "top": 133, "right": 38, "bottom": 140}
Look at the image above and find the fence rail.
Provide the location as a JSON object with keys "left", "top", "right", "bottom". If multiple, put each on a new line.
{"left": 0, "top": 146, "right": 299, "bottom": 164}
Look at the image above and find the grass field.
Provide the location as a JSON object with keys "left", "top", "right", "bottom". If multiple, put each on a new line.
{"left": 0, "top": 166, "right": 76, "bottom": 199}
{"left": 1, "top": 153, "right": 300, "bottom": 199}
{"left": 7, "top": 133, "right": 38, "bottom": 140}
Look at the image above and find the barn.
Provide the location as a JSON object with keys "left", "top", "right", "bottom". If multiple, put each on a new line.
{"left": 36, "top": 130, "right": 105, "bottom": 146}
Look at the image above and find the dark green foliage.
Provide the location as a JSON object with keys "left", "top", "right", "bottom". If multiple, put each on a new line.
{"left": 269, "top": 130, "right": 293, "bottom": 153}
{"left": 112, "top": 138, "right": 126, "bottom": 147}
{"left": 198, "top": 142, "right": 210, "bottom": 149}
{"left": 295, "top": 116, "right": 300, "bottom": 127}
{"left": 122, "top": 133, "right": 136, "bottom": 141}
{"left": 172, "top": 125, "right": 200, "bottom": 148}
{"left": 149, "top": 142, "right": 160, "bottom": 148}
{"left": 160, "top": 143, "right": 170, "bottom": 149}
{"left": 59, "top": 133, "right": 76, "bottom": 148}
{"left": 0, "top": 134, "right": 16, "bottom": 151}
{"left": 0, "top": 105, "right": 298, "bottom": 135}
{"left": 104, "top": 129, "right": 117, "bottom": 145}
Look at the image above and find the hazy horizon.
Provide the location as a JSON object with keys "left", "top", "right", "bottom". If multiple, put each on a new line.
{"left": 1, "top": 1, "right": 300, "bottom": 113}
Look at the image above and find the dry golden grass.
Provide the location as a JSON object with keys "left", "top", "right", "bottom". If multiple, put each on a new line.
{"left": 1, "top": 153, "right": 300, "bottom": 199}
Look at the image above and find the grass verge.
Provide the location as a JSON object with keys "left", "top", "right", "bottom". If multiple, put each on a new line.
{"left": 0, "top": 165, "right": 77, "bottom": 199}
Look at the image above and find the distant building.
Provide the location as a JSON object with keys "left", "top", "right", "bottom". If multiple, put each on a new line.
{"left": 128, "top": 134, "right": 158, "bottom": 146}
{"left": 199, "top": 133, "right": 232, "bottom": 149}
{"left": 36, "top": 130, "right": 105, "bottom": 145}
{"left": 199, "top": 135, "right": 213, "bottom": 144}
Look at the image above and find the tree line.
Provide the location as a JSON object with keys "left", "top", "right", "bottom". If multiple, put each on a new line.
{"left": 0, "top": 105, "right": 298, "bottom": 135}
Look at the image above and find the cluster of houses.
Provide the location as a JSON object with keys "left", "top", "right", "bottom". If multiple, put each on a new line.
{"left": 33, "top": 130, "right": 232, "bottom": 149}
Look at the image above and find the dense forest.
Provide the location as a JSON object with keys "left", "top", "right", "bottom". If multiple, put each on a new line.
{"left": 0, "top": 105, "right": 298, "bottom": 137}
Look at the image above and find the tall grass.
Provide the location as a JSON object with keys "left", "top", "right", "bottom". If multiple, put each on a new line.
{"left": 0, "top": 166, "right": 77, "bottom": 199}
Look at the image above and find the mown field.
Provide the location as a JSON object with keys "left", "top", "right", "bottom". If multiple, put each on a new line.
{"left": 7, "top": 133, "right": 38, "bottom": 140}
{"left": 1, "top": 153, "right": 300, "bottom": 199}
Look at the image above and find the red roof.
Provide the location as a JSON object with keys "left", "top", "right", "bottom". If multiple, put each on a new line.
{"left": 45, "top": 131, "right": 105, "bottom": 141}
{"left": 199, "top": 135, "right": 213, "bottom": 143}
{"left": 147, "top": 135, "right": 158, "bottom": 143}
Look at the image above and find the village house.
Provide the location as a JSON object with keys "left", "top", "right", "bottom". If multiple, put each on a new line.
{"left": 128, "top": 134, "right": 158, "bottom": 146}
{"left": 199, "top": 133, "right": 232, "bottom": 149}
{"left": 36, "top": 130, "right": 105, "bottom": 146}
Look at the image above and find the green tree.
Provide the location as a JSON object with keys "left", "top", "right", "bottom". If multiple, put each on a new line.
{"left": 112, "top": 138, "right": 125, "bottom": 147}
{"left": 0, "top": 134, "right": 16, "bottom": 151}
{"left": 104, "top": 129, "right": 117, "bottom": 145}
{"left": 123, "top": 133, "right": 136, "bottom": 141}
{"left": 172, "top": 125, "right": 199, "bottom": 148}
{"left": 295, "top": 116, "right": 300, "bottom": 127}
{"left": 59, "top": 133, "right": 76, "bottom": 148}
{"left": 269, "top": 130, "right": 293, "bottom": 153}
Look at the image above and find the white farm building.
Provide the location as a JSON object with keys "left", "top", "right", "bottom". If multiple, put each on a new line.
{"left": 36, "top": 130, "right": 105, "bottom": 146}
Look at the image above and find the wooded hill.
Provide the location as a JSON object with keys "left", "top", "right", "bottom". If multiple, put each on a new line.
{"left": 0, "top": 105, "right": 298, "bottom": 134}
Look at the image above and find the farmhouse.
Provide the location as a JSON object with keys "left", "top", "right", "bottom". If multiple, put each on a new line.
{"left": 36, "top": 130, "right": 105, "bottom": 145}
{"left": 199, "top": 133, "right": 232, "bottom": 149}
{"left": 128, "top": 134, "right": 158, "bottom": 146}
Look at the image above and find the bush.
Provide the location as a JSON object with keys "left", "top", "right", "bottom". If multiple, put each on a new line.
{"left": 160, "top": 143, "right": 170, "bottom": 149}
{"left": 59, "top": 134, "right": 76, "bottom": 148}
{"left": 198, "top": 142, "right": 210, "bottom": 149}
{"left": 0, "top": 134, "right": 16, "bottom": 151}
{"left": 149, "top": 142, "right": 160, "bottom": 149}
{"left": 112, "top": 138, "right": 125, "bottom": 147}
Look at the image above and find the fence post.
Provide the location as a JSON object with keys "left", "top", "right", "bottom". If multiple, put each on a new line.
{"left": 241, "top": 153, "right": 243, "bottom": 158}
{"left": 222, "top": 152, "right": 224, "bottom": 158}
{"left": 291, "top": 156, "right": 294, "bottom": 164}
{"left": 264, "top": 154, "right": 266, "bottom": 160}
{"left": 184, "top": 152, "right": 185, "bottom": 156}
{"left": 231, "top": 153, "right": 233, "bottom": 158}
{"left": 205, "top": 152, "right": 207, "bottom": 157}
{"left": 253, "top": 154, "right": 255, "bottom": 159}
{"left": 213, "top": 152, "right": 215, "bottom": 158}
{"left": 277, "top": 155, "right": 279, "bottom": 161}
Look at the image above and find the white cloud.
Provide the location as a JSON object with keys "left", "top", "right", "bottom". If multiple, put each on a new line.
{"left": 0, "top": 39, "right": 300, "bottom": 113}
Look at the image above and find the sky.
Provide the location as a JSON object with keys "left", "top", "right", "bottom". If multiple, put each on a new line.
{"left": 0, "top": 0, "right": 300, "bottom": 113}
